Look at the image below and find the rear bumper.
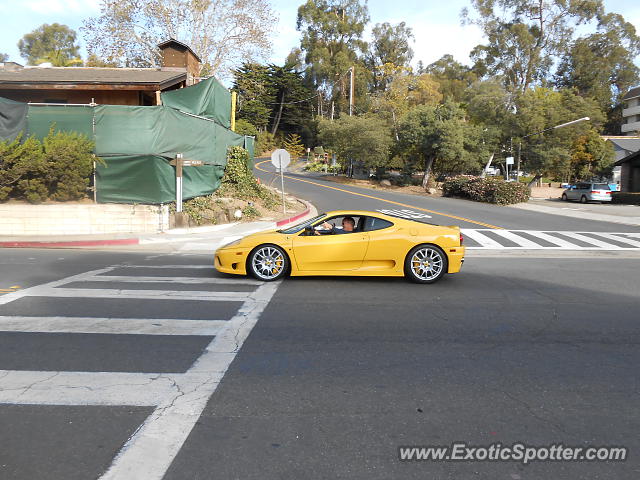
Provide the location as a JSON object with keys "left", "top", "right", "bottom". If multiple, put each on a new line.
{"left": 447, "top": 247, "right": 465, "bottom": 273}
{"left": 214, "top": 248, "right": 249, "bottom": 275}
{"left": 588, "top": 195, "right": 612, "bottom": 202}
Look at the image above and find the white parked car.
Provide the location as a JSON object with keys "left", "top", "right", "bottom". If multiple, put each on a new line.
{"left": 561, "top": 182, "right": 612, "bottom": 203}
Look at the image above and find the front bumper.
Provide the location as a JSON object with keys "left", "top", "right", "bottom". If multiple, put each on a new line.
{"left": 214, "top": 248, "right": 249, "bottom": 275}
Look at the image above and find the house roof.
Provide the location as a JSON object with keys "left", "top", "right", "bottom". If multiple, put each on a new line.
{"left": 607, "top": 137, "right": 640, "bottom": 152}
{"left": 0, "top": 67, "right": 186, "bottom": 90}
{"left": 157, "top": 38, "right": 202, "bottom": 63}
{"left": 623, "top": 85, "right": 640, "bottom": 101}
{"left": 614, "top": 149, "right": 640, "bottom": 166}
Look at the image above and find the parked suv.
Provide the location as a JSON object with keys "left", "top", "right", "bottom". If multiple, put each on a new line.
{"left": 561, "top": 182, "right": 612, "bottom": 203}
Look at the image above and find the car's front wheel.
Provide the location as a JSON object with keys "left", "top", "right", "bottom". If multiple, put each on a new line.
{"left": 248, "top": 245, "right": 288, "bottom": 281}
{"left": 561, "top": 193, "right": 568, "bottom": 201}
{"left": 405, "top": 245, "right": 448, "bottom": 284}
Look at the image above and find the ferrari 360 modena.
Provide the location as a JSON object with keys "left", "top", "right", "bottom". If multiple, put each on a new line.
{"left": 214, "top": 210, "right": 464, "bottom": 284}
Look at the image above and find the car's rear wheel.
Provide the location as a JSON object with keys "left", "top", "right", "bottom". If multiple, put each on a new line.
{"left": 405, "top": 245, "right": 448, "bottom": 284}
{"left": 561, "top": 193, "right": 568, "bottom": 201}
{"left": 580, "top": 195, "right": 588, "bottom": 203}
{"left": 248, "top": 245, "right": 288, "bottom": 281}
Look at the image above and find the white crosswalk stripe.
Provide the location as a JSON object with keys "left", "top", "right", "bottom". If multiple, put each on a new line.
{"left": 462, "top": 229, "right": 640, "bottom": 250}
{"left": 0, "top": 261, "right": 279, "bottom": 480}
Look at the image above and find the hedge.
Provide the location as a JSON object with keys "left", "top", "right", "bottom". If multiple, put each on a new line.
{"left": 611, "top": 192, "right": 640, "bottom": 205}
{"left": 442, "top": 175, "right": 530, "bottom": 205}
{"left": 0, "top": 128, "right": 95, "bottom": 203}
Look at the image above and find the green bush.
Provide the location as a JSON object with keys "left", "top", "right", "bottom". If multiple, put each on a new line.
{"left": 443, "top": 175, "right": 530, "bottom": 205}
{"left": 218, "top": 146, "right": 279, "bottom": 206}
{"left": 611, "top": 192, "right": 640, "bottom": 205}
{"left": 0, "top": 129, "right": 95, "bottom": 203}
{"left": 256, "top": 131, "right": 278, "bottom": 155}
{"left": 305, "top": 161, "right": 326, "bottom": 172}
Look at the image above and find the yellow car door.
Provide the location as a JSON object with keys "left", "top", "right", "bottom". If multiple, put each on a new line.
{"left": 292, "top": 231, "right": 370, "bottom": 271}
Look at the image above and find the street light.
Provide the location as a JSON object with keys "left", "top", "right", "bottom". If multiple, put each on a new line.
{"left": 516, "top": 116, "right": 590, "bottom": 182}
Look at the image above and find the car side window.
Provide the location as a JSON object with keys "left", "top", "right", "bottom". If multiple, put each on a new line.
{"left": 312, "top": 216, "right": 361, "bottom": 235}
{"left": 364, "top": 217, "right": 394, "bottom": 232}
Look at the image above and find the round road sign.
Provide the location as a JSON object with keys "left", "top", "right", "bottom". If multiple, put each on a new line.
{"left": 271, "top": 149, "right": 291, "bottom": 170}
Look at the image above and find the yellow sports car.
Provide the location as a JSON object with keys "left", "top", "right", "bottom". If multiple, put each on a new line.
{"left": 214, "top": 210, "right": 464, "bottom": 283}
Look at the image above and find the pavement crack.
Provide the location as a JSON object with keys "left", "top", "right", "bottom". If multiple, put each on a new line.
{"left": 17, "top": 372, "right": 60, "bottom": 397}
{"left": 502, "top": 390, "right": 568, "bottom": 435}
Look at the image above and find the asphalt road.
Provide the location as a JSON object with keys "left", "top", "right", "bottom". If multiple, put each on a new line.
{"left": 1, "top": 248, "right": 639, "bottom": 479}
{"left": 254, "top": 160, "right": 640, "bottom": 233}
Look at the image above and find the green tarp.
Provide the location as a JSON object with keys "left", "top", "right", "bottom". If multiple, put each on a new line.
{"left": 27, "top": 105, "right": 94, "bottom": 139}
{"left": 0, "top": 86, "right": 252, "bottom": 204}
{"left": 0, "top": 97, "right": 27, "bottom": 142}
{"left": 161, "top": 76, "right": 232, "bottom": 128}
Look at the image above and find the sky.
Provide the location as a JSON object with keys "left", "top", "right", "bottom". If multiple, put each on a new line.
{"left": 1, "top": 0, "right": 639, "bottom": 71}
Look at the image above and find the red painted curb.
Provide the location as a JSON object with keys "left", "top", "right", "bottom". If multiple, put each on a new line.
{"left": 276, "top": 203, "right": 312, "bottom": 227}
{"left": 0, "top": 238, "right": 140, "bottom": 248}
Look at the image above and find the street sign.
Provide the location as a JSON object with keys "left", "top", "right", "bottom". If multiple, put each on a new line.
{"left": 271, "top": 149, "right": 291, "bottom": 171}
{"left": 505, "top": 156, "right": 515, "bottom": 165}
{"left": 270, "top": 149, "right": 290, "bottom": 214}
{"left": 169, "top": 159, "right": 204, "bottom": 167}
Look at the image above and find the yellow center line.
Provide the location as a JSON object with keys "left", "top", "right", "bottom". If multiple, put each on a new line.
{"left": 255, "top": 159, "right": 503, "bottom": 229}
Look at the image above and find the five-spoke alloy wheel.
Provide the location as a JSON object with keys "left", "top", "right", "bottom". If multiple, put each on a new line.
{"left": 404, "top": 245, "right": 448, "bottom": 284}
{"left": 248, "top": 245, "right": 288, "bottom": 281}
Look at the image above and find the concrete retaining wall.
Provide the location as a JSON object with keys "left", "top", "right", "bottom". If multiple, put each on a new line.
{"left": 0, "top": 203, "right": 170, "bottom": 235}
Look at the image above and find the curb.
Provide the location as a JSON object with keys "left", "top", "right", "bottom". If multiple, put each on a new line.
{"left": 276, "top": 200, "right": 315, "bottom": 227}
{"left": 0, "top": 238, "right": 140, "bottom": 249}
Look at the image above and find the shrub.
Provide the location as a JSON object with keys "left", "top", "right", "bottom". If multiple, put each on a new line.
{"left": 44, "top": 129, "right": 95, "bottom": 201}
{"left": 0, "top": 129, "right": 95, "bottom": 203}
{"left": 256, "top": 131, "right": 277, "bottom": 155}
{"left": 611, "top": 192, "right": 640, "bottom": 205}
{"left": 305, "top": 161, "right": 326, "bottom": 172}
{"left": 218, "top": 146, "right": 280, "bottom": 206}
{"left": 443, "top": 175, "right": 530, "bottom": 205}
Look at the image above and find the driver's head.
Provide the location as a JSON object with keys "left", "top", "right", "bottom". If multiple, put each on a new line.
{"left": 342, "top": 217, "right": 355, "bottom": 231}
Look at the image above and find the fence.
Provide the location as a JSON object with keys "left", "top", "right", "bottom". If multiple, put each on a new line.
{"left": 0, "top": 77, "right": 254, "bottom": 204}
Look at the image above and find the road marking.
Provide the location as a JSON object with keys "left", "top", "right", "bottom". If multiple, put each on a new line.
{"left": 87, "top": 275, "right": 262, "bottom": 285}
{"left": 462, "top": 229, "right": 640, "bottom": 250}
{"left": 0, "top": 316, "right": 227, "bottom": 336}
{"left": 462, "top": 229, "right": 504, "bottom": 248}
{"left": 29, "top": 287, "right": 250, "bottom": 302}
{"left": 0, "top": 371, "right": 183, "bottom": 406}
{"left": 255, "top": 159, "right": 503, "bottom": 229}
{"left": 100, "top": 281, "right": 281, "bottom": 480}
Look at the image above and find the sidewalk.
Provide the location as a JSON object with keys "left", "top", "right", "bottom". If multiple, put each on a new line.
{"left": 0, "top": 200, "right": 317, "bottom": 252}
{"left": 512, "top": 198, "right": 640, "bottom": 226}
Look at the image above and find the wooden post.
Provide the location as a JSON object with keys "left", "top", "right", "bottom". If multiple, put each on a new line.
{"left": 155, "top": 90, "right": 162, "bottom": 105}
{"left": 231, "top": 91, "right": 237, "bottom": 131}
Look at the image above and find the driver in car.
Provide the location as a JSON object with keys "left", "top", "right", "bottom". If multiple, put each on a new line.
{"left": 315, "top": 216, "right": 356, "bottom": 235}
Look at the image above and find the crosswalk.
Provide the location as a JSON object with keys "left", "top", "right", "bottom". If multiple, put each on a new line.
{"left": 462, "top": 229, "right": 640, "bottom": 250}
{"left": 0, "top": 260, "right": 279, "bottom": 479}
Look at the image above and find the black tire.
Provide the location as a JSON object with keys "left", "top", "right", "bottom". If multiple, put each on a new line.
{"left": 561, "top": 193, "right": 568, "bottom": 201}
{"left": 404, "top": 244, "right": 448, "bottom": 284}
{"left": 247, "top": 244, "right": 289, "bottom": 281}
{"left": 580, "top": 195, "right": 588, "bottom": 204}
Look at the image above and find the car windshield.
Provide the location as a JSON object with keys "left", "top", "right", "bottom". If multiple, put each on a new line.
{"left": 278, "top": 214, "right": 326, "bottom": 234}
{"left": 593, "top": 184, "right": 610, "bottom": 190}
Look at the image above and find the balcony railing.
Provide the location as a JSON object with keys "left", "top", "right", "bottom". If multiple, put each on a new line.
{"left": 621, "top": 120, "right": 640, "bottom": 134}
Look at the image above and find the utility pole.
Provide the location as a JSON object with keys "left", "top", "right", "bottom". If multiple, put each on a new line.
{"left": 349, "top": 66, "right": 354, "bottom": 116}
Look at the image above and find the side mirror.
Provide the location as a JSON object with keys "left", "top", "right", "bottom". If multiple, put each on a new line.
{"left": 304, "top": 225, "right": 315, "bottom": 236}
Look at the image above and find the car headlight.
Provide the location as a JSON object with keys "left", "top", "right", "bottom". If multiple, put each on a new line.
{"left": 218, "top": 238, "right": 242, "bottom": 249}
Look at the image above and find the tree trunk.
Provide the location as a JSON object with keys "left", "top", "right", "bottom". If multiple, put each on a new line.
{"left": 271, "top": 90, "right": 285, "bottom": 135}
{"left": 421, "top": 157, "right": 435, "bottom": 189}
{"left": 527, "top": 174, "right": 542, "bottom": 188}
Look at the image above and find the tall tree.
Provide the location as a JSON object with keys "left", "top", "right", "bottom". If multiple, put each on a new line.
{"left": 397, "top": 101, "right": 475, "bottom": 188}
{"left": 233, "top": 63, "right": 314, "bottom": 139}
{"left": 555, "top": 12, "right": 640, "bottom": 114}
{"left": 366, "top": 22, "right": 414, "bottom": 92}
{"left": 464, "top": 0, "right": 603, "bottom": 93}
{"left": 0, "top": 53, "right": 8, "bottom": 62}
{"left": 425, "top": 54, "right": 477, "bottom": 102}
{"left": 318, "top": 114, "right": 393, "bottom": 169}
{"left": 295, "top": 0, "right": 369, "bottom": 115}
{"left": 83, "top": 0, "right": 277, "bottom": 78}
{"left": 18, "top": 23, "right": 80, "bottom": 66}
